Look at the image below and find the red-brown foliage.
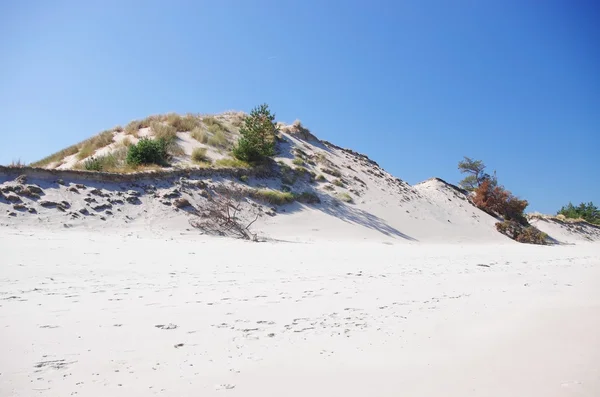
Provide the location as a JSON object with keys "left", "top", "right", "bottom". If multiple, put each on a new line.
{"left": 474, "top": 179, "right": 528, "bottom": 224}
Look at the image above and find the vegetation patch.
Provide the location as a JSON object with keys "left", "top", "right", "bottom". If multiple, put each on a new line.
{"left": 322, "top": 167, "right": 342, "bottom": 177}
{"left": 215, "top": 158, "right": 251, "bottom": 168}
{"left": 166, "top": 113, "right": 200, "bottom": 132}
{"left": 126, "top": 138, "right": 168, "bottom": 166}
{"left": 332, "top": 178, "right": 345, "bottom": 187}
{"left": 496, "top": 221, "right": 548, "bottom": 245}
{"left": 295, "top": 191, "right": 320, "bottom": 204}
{"left": 31, "top": 145, "right": 80, "bottom": 168}
{"left": 191, "top": 127, "right": 208, "bottom": 144}
{"left": 337, "top": 192, "right": 353, "bottom": 203}
{"left": 208, "top": 130, "right": 229, "bottom": 148}
{"left": 250, "top": 189, "right": 295, "bottom": 205}
{"left": 191, "top": 147, "right": 210, "bottom": 164}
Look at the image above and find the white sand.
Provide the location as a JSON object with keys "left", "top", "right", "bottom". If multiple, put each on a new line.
{"left": 1, "top": 228, "right": 599, "bottom": 396}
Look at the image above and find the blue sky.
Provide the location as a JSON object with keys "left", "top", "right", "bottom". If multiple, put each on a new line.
{"left": 1, "top": 1, "right": 598, "bottom": 213}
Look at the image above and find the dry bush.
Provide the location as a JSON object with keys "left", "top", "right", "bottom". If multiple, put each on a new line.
{"left": 496, "top": 221, "right": 548, "bottom": 245}
{"left": 474, "top": 179, "right": 528, "bottom": 224}
{"left": 189, "top": 186, "right": 259, "bottom": 240}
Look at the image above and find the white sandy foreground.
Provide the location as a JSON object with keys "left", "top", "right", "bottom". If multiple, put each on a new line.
{"left": 1, "top": 228, "right": 599, "bottom": 397}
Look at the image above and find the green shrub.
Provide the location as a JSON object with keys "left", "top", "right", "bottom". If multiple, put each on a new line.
{"left": 215, "top": 158, "right": 251, "bottom": 168}
{"left": 250, "top": 189, "right": 295, "bottom": 205}
{"left": 191, "top": 147, "right": 210, "bottom": 163}
{"left": 83, "top": 157, "right": 103, "bottom": 171}
{"left": 239, "top": 175, "right": 249, "bottom": 183}
{"left": 322, "top": 167, "right": 341, "bottom": 177}
{"left": 316, "top": 174, "right": 326, "bottom": 182}
{"left": 82, "top": 153, "right": 120, "bottom": 172}
{"left": 233, "top": 103, "right": 278, "bottom": 163}
{"left": 295, "top": 191, "right": 320, "bottom": 204}
{"left": 126, "top": 137, "right": 168, "bottom": 166}
{"left": 191, "top": 127, "right": 208, "bottom": 143}
{"left": 337, "top": 192, "right": 353, "bottom": 203}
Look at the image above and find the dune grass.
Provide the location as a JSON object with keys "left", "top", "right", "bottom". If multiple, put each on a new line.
{"left": 208, "top": 130, "right": 229, "bottom": 148}
{"left": 191, "top": 147, "right": 210, "bottom": 164}
{"left": 250, "top": 189, "right": 295, "bottom": 205}
{"left": 191, "top": 127, "right": 208, "bottom": 144}
{"left": 337, "top": 192, "right": 353, "bottom": 203}
{"left": 215, "top": 158, "right": 251, "bottom": 168}
{"left": 166, "top": 113, "right": 200, "bottom": 132}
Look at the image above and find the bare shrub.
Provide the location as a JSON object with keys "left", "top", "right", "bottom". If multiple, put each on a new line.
{"left": 189, "top": 186, "right": 259, "bottom": 240}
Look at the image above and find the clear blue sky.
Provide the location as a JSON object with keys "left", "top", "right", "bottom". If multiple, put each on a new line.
{"left": 1, "top": 1, "right": 598, "bottom": 213}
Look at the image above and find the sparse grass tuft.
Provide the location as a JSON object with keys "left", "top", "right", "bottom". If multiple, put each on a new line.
{"left": 191, "top": 127, "right": 208, "bottom": 143}
{"left": 332, "top": 178, "right": 345, "bottom": 187}
{"left": 191, "top": 147, "right": 210, "bottom": 164}
{"left": 337, "top": 192, "right": 353, "bottom": 203}
{"left": 250, "top": 189, "right": 295, "bottom": 205}
{"left": 322, "top": 167, "right": 342, "bottom": 177}
{"left": 316, "top": 174, "right": 326, "bottom": 182}
{"left": 215, "top": 158, "right": 251, "bottom": 168}
{"left": 31, "top": 145, "right": 80, "bottom": 168}
{"left": 7, "top": 159, "right": 26, "bottom": 168}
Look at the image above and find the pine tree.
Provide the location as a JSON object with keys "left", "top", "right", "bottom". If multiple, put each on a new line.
{"left": 233, "top": 104, "right": 278, "bottom": 163}
{"left": 458, "top": 157, "right": 495, "bottom": 191}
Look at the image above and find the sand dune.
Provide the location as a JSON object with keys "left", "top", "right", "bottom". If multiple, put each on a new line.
{"left": 2, "top": 114, "right": 599, "bottom": 396}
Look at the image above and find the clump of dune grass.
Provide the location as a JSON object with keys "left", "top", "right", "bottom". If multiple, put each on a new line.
{"left": 208, "top": 130, "right": 229, "bottom": 148}
{"left": 166, "top": 113, "right": 200, "bottom": 132}
{"left": 322, "top": 167, "right": 341, "bottom": 177}
{"left": 292, "top": 157, "right": 304, "bottom": 166}
{"left": 337, "top": 192, "right": 353, "bottom": 203}
{"left": 151, "top": 122, "right": 184, "bottom": 157}
{"left": 215, "top": 158, "right": 251, "bottom": 168}
{"left": 124, "top": 115, "right": 159, "bottom": 137}
{"left": 191, "top": 127, "right": 208, "bottom": 143}
{"left": 332, "top": 178, "right": 345, "bottom": 187}
{"left": 191, "top": 147, "right": 211, "bottom": 164}
{"left": 316, "top": 174, "right": 326, "bottom": 182}
{"left": 295, "top": 191, "right": 320, "bottom": 204}
{"left": 250, "top": 189, "right": 295, "bottom": 205}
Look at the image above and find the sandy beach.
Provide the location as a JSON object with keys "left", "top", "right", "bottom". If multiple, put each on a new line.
{"left": 1, "top": 228, "right": 598, "bottom": 396}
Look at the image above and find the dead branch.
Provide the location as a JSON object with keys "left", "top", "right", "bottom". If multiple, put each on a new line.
{"left": 189, "top": 185, "right": 260, "bottom": 241}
